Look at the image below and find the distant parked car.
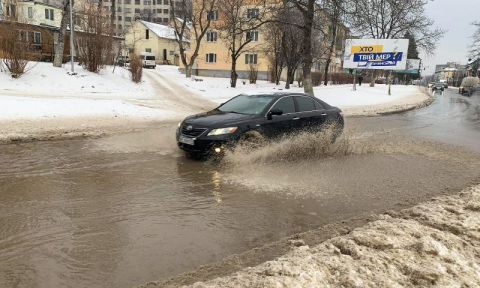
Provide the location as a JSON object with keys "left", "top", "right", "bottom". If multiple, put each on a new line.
{"left": 459, "top": 77, "right": 479, "bottom": 96}
{"left": 139, "top": 52, "right": 156, "bottom": 69}
{"left": 432, "top": 82, "right": 445, "bottom": 92}
{"left": 375, "top": 77, "right": 387, "bottom": 84}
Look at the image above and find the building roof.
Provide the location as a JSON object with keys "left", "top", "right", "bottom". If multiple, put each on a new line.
{"left": 140, "top": 20, "right": 178, "bottom": 40}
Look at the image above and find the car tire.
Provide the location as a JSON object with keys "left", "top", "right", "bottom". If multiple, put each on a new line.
{"left": 238, "top": 130, "right": 266, "bottom": 149}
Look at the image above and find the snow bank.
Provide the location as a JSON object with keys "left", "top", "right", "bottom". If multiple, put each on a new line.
{"left": 0, "top": 95, "right": 178, "bottom": 120}
{"left": 156, "top": 65, "right": 429, "bottom": 115}
{"left": 187, "top": 184, "right": 480, "bottom": 287}
{"left": 0, "top": 62, "right": 154, "bottom": 99}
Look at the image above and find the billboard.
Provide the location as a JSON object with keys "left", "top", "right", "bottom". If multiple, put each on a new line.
{"left": 343, "top": 39, "right": 409, "bottom": 70}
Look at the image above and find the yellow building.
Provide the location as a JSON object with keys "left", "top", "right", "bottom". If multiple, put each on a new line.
{"left": 125, "top": 20, "right": 187, "bottom": 65}
{"left": 183, "top": 4, "right": 271, "bottom": 80}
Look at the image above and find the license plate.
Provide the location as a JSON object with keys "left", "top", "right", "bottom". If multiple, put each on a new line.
{"left": 179, "top": 135, "right": 195, "bottom": 145}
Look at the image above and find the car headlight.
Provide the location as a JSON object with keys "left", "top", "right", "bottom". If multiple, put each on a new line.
{"left": 177, "top": 122, "right": 182, "bottom": 128}
{"left": 207, "top": 127, "right": 238, "bottom": 136}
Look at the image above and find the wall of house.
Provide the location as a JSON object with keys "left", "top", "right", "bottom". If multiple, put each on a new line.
{"left": 125, "top": 21, "right": 180, "bottom": 64}
{"left": 16, "top": 2, "right": 62, "bottom": 28}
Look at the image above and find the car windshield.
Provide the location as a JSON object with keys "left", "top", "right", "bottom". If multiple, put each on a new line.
{"left": 146, "top": 56, "right": 155, "bottom": 60}
{"left": 218, "top": 95, "right": 275, "bottom": 115}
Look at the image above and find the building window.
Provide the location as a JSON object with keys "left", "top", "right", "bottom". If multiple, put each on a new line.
{"left": 45, "top": 8, "right": 54, "bottom": 20}
{"left": 6, "top": 4, "right": 16, "bottom": 17}
{"left": 163, "top": 0, "right": 168, "bottom": 4}
{"left": 124, "top": 7, "right": 131, "bottom": 12}
{"left": 125, "top": 16, "right": 131, "bottom": 22}
{"left": 33, "top": 31, "right": 41, "bottom": 45}
{"left": 124, "top": 0, "right": 131, "bottom": 3}
{"left": 245, "top": 53, "right": 257, "bottom": 64}
{"left": 146, "top": 48, "right": 152, "bottom": 52}
{"left": 207, "top": 10, "right": 218, "bottom": 21}
{"left": 145, "top": 29, "right": 149, "bottom": 39}
{"left": 117, "top": 0, "right": 121, "bottom": 3}
{"left": 163, "top": 17, "right": 168, "bottom": 22}
{"left": 157, "top": 8, "right": 161, "bottom": 13}
{"left": 117, "top": 7, "right": 122, "bottom": 12}
{"left": 118, "top": 24, "right": 122, "bottom": 30}
{"left": 27, "top": 7, "right": 33, "bottom": 18}
{"left": 169, "top": 50, "right": 174, "bottom": 55}
{"left": 117, "top": 16, "right": 122, "bottom": 20}
{"left": 163, "top": 9, "right": 168, "bottom": 14}
{"left": 135, "top": 0, "right": 140, "bottom": 4}
{"left": 246, "top": 8, "right": 259, "bottom": 19}
{"left": 206, "top": 31, "right": 217, "bottom": 42}
{"left": 135, "top": 8, "right": 140, "bottom": 13}
{"left": 246, "top": 30, "right": 258, "bottom": 42}
{"left": 205, "top": 53, "right": 216, "bottom": 63}
{"left": 144, "top": 0, "right": 151, "bottom": 4}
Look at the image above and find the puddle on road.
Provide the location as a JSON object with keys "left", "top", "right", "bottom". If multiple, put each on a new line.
{"left": 0, "top": 128, "right": 479, "bottom": 288}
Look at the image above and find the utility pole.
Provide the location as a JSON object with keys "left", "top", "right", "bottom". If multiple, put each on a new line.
{"left": 69, "top": 0, "right": 75, "bottom": 74}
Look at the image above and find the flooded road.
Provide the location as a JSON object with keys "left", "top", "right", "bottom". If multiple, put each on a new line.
{"left": 1, "top": 88, "right": 479, "bottom": 288}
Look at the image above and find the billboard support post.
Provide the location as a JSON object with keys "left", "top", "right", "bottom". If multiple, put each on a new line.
{"left": 388, "top": 70, "right": 392, "bottom": 95}
{"left": 353, "top": 69, "right": 357, "bottom": 91}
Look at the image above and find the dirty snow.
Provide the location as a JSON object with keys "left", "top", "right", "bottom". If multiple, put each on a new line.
{"left": 187, "top": 184, "right": 480, "bottom": 288}
{"left": 156, "top": 65, "right": 430, "bottom": 116}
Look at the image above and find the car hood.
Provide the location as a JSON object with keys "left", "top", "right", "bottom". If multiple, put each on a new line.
{"left": 183, "top": 110, "right": 257, "bottom": 127}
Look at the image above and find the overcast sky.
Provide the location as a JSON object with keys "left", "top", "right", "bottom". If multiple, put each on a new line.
{"left": 420, "top": 0, "right": 480, "bottom": 74}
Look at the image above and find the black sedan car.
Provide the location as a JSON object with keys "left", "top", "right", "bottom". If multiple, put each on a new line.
{"left": 176, "top": 93, "right": 344, "bottom": 156}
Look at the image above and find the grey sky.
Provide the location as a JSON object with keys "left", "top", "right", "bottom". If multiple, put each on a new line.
{"left": 420, "top": 0, "right": 480, "bottom": 74}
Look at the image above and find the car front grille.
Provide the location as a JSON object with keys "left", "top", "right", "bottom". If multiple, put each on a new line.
{"left": 181, "top": 125, "right": 207, "bottom": 137}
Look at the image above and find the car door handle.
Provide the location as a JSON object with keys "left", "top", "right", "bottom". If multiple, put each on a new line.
{"left": 292, "top": 117, "right": 301, "bottom": 120}
{"left": 320, "top": 113, "right": 327, "bottom": 116}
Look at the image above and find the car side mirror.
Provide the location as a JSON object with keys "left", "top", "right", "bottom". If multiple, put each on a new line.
{"left": 267, "top": 109, "right": 283, "bottom": 120}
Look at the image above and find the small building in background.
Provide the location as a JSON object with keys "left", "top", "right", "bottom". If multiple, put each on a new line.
{"left": 125, "top": 20, "right": 186, "bottom": 65}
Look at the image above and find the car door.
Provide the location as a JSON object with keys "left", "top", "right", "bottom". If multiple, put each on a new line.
{"left": 260, "top": 96, "right": 297, "bottom": 138}
{"left": 293, "top": 96, "right": 327, "bottom": 131}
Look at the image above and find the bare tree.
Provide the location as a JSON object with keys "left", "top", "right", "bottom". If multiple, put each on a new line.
{"left": 344, "top": 0, "right": 443, "bottom": 86}
{"left": 75, "top": 0, "right": 114, "bottom": 72}
{"left": 216, "top": 0, "right": 267, "bottom": 87}
{"left": 346, "top": 0, "right": 443, "bottom": 51}
{"left": 321, "top": 0, "right": 343, "bottom": 86}
{"left": 53, "top": 0, "right": 71, "bottom": 67}
{"left": 470, "top": 22, "right": 480, "bottom": 61}
{"left": 263, "top": 21, "right": 284, "bottom": 84}
{"left": 279, "top": 9, "right": 303, "bottom": 89}
{"left": 171, "top": 0, "right": 216, "bottom": 78}
{"left": 280, "top": 0, "right": 317, "bottom": 95}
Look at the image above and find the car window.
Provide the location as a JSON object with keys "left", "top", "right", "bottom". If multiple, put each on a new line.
{"left": 218, "top": 95, "right": 275, "bottom": 115}
{"left": 146, "top": 56, "right": 155, "bottom": 60}
{"left": 296, "top": 96, "right": 316, "bottom": 112}
{"left": 271, "top": 97, "right": 295, "bottom": 114}
{"left": 314, "top": 99, "right": 325, "bottom": 110}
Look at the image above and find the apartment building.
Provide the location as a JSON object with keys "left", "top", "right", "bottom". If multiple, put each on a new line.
{"left": 108, "top": 0, "right": 181, "bottom": 36}
{"left": 183, "top": 0, "right": 349, "bottom": 81}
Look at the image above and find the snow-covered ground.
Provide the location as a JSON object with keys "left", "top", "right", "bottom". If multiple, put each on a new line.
{"left": 157, "top": 65, "right": 430, "bottom": 116}
{"left": 187, "top": 184, "right": 480, "bottom": 288}
{"left": 0, "top": 62, "right": 154, "bottom": 99}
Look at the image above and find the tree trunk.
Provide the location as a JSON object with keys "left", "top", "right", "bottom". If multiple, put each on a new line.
{"left": 53, "top": 0, "right": 69, "bottom": 67}
{"left": 323, "top": 58, "right": 332, "bottom": 86}
{"left": 230, "top": 56, "right": 238, "bottom": 88}
{"left": 301, "top": 0, "right": 315, "bottom": 96}
{"left": 185, "top": 64, "right": 192, "bottom": 78}
{"left": 285, "top": 67, "right": 294, "bottom": 89}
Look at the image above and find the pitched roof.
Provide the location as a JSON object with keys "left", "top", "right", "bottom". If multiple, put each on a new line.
{"left": 140, "top": 20, "right": 178, "bottom": 40}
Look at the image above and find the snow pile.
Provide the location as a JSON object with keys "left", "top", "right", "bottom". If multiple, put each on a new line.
{"left": 156, "top": 65, "right": 429, "bottom": 115}
{"left": 0, "top": 96, "right": 178, "bottom": 120}
{"left": 187, "top": 185, "right": 480, "bottom": 288}
{"left": 0, "top": 62, "right": 154, "bottom": 99}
